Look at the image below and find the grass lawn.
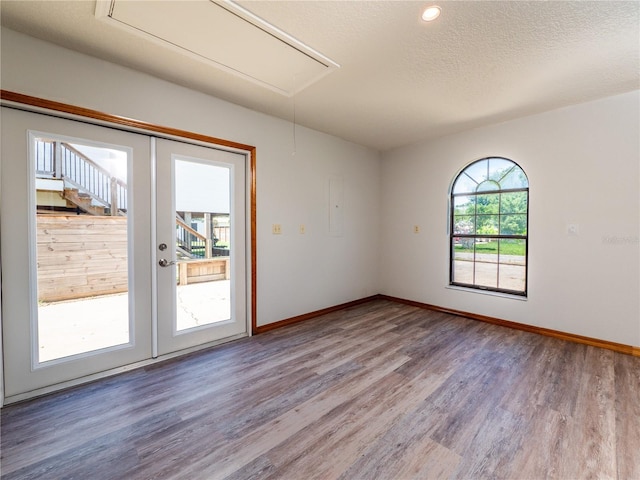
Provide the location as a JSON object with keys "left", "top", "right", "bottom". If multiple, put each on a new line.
{"left": 455, "top": 240, "right": 525, "bottom": 256}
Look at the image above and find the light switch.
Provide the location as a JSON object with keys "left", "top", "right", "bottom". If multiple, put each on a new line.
{"left": 299, "top": 224, "right": 306, "bottom": 234}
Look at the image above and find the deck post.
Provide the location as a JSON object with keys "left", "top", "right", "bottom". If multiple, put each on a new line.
{"left": 110, "top": 177, "right": 118, "bottom": 215}
{"left": 204, "top": 212, "right": 212, "bottom": 258}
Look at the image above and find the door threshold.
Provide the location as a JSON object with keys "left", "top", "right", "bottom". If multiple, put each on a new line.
{"left": 2, "top": 332, "right": 248, "bottom": 406}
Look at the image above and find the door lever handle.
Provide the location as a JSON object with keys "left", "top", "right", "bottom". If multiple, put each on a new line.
{"left": 158, "top": 258, "right": 176, "bottom": 267}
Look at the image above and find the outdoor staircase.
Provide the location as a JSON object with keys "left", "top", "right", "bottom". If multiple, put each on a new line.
{"left": 176, "top": 246, "right": 195, "bottom": 260}
{"left": 63, "top": 187, "right": 109, "bottom": 216}
{"left": 35, "top": 139, "right": 127, "bottom": 217}
{"left": 176, "top": 214, "right": 208, "bottom": 259}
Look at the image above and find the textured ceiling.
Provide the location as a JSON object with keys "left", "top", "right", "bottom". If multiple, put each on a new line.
{"left": 1, "top": 1, "right": 639, "bottom": 151}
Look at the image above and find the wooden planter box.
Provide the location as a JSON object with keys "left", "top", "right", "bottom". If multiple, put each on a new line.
{"left": 177, "top": 257, "right": 230, "bottom": 285}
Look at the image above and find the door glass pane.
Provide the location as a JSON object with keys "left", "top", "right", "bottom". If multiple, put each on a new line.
{"left": 34, "top": 137, "right": 130, "bottom": 363}
{"left": 174, "top": 158, "right": 231, "bottom": 331}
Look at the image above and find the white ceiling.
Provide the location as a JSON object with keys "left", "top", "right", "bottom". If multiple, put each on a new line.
{"left": 1, "top": 1, "right": 639, "bottom": 151}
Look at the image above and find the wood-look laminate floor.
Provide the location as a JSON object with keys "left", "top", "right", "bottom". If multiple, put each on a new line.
{"left": 1, "top": 299, "right": 639, "bottom": 479}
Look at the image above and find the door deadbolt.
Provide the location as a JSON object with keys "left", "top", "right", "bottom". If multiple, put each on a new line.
{"left": 158, "top": 243, "right": 167, "bottom": 251}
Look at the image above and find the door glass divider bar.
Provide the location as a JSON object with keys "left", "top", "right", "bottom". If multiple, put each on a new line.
{"left": 150, "top": 137, "right": 158, "bottom": 358}
{"left": 26, "top": 132, "right": 40, "bottom": 371}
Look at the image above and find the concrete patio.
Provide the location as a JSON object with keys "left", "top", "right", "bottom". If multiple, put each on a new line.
{"left": 37, "top": 280, "right": 230, "bottom": 362}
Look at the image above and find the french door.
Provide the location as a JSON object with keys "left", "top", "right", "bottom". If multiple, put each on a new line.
{"left": 155, "top": 138, "right": 247, "bottom": 355}
{"left": 0, "top": 108, "right": 248, "bottom": 402}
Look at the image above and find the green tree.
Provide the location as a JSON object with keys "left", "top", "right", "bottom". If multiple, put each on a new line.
{"left": 461, "top": 191, "right": 527, "bottom": 235}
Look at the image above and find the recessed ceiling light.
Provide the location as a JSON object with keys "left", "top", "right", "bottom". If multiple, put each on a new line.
{"left": 422, "top": 5, "right": 441, "bottom": 22}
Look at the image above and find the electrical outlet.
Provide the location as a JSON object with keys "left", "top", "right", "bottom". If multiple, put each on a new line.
{"left": 567, "top": 224, "right": 579, "bottom": 236}
{"left": 299, "top": 224, "right": 306, "bottom": 234}
{"left": 272, "top": 224, "right": 282, "bottom": 234}
{"left": 414, "top": 225, "right": 420, "bottom": 234}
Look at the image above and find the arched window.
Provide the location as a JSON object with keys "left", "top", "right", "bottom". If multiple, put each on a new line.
{"left": 450, "top": 157, "right": 529, "bottom": 296}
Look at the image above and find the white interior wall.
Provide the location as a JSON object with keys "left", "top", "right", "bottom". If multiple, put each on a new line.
{"left": 381, "top": 91, "right": 640, "bottom": 347}
{"left": 0, "top": 28, "right": 381, "bottom": 327}
{"left": 2, "top": 27, "right": 638, "bottom": 349}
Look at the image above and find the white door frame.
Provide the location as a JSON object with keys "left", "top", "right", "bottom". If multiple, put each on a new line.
{"left": 0, "top": 91, "right": 257, "bottom": 405}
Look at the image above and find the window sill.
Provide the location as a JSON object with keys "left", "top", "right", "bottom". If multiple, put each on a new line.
{"left": 445, "top": 285, "right": 528, "bottom": 301}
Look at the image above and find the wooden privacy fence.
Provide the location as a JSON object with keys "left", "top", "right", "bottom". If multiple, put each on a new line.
{"left": 36, "top": 215, "right": 230, "bottom": 303}
{"left": 37, "top": 215, "right": 128, "bottom": 302}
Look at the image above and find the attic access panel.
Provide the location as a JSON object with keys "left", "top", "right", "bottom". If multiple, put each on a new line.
{"left": 96, "top": 0, "right": 339, "bottom": 96}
